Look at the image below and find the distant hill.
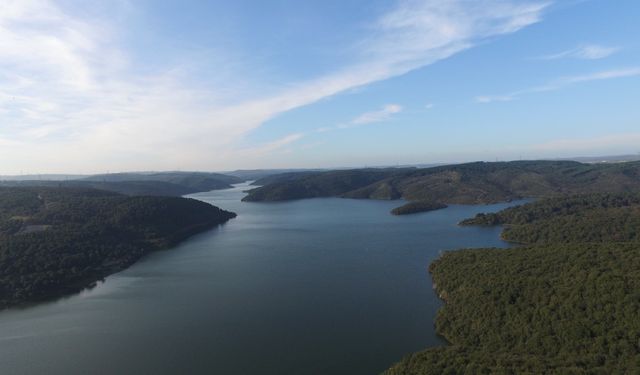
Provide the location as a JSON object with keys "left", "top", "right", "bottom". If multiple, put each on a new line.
{"left": 245, "top": 168, "right": 416, "bottom": 201}
{"left": 242, "top": 160, "right": 640, "bottom": 211}
{"left": 0, "top": 174, "right": 86, "bottom": 181}
{"left": 223, "top": 169, "right": 326, "bottom": 182}
{"left": 81, "top": 171, "right": 242, "bottom": 190}
{"left": 564, "top": 153, "right": 640, "bottom": 163}
{"left": 0, "top": 172, "right": 244, "bottom": 197}
{"left": 0, "top": 186, "right": 236, "bottom": 308}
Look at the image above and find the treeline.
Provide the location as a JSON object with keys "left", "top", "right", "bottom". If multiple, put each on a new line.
{"left": 384, "top": 192, "right": 640, "bottom": 374}
{"left": 460, "top": 192, "right": 640, "bottom": 244}
{"left": 0, "top": 187, "right": 236, "bottom": 308}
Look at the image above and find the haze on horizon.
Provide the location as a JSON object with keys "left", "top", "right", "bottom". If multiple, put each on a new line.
{"left": 1, "top": 0, "right": 639, "bottom": 175}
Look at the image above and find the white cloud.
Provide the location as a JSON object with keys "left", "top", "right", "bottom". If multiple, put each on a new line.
{"left": 475, "top": 95, "right": 516, "bottom": 103}
{"left": 559, "top": 67, "right": 640, "bottom": 84}
{"left": 315, "top": 103, "right": 403, "bottom": 133}
{"left": 476, "top": 67, "right": 640, "bottom": 103}
{"left": 0, "top": 0, "right": 551, "bottom": 173}
{"left": 352, "top": 104, "right": 403, "bottom": 125}
{"left": 538, "top": 44, "right": 620, "bottom": 60}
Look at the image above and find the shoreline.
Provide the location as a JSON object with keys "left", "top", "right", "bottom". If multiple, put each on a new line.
{"left": 0, "top": 217, "right": 235, "bottom": 311}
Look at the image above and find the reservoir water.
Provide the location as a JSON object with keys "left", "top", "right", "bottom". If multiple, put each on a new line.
{"left": 0, "top": 183, "right": 518, "bottom": 375}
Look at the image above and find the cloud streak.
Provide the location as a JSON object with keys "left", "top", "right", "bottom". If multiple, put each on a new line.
{"left": 0, "top": 0, "right": 551, "bottom": 173}
{"left": 537, "top": 44, "right": 620, "bottom": 60}
{"left": 352, "top": 104, "right": 403, "bottom": 125}
{"left": 316, "top": 104, "right": 403, "bottom": 133}
{"left": 476, "top": 67, "right": 640, "bottom": 103}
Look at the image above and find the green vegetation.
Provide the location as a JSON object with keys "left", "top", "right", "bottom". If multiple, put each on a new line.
{"left": 461, "top": 192, "right": 640, "bottom": 244}
{"left": 384, "top": 192, "right": 640, "bottom": 374}
{"left": 244, "top": 168, "right": 411, "bottom": 202}
{"left": 243, "top": 160, "right": 640, "bottom": 206}
{"left": 0, "top": 171, "right": 244, "bottom": 197}
{"left": 0, "top": 187, "right": 236, "bottom": 308}
{"left": 384, "top": 243, "right": 640, "bottom": 375}
{"left": 391, "top": 201, "right": 447, "bottom": 216}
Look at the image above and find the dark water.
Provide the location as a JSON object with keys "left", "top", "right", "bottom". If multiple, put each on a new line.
{"left": 0, "top": 183, "right": 520, "bottom": 375}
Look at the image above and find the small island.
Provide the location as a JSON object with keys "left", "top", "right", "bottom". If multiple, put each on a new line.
{"left": 390, "top": 201, "right": 447, "bottom": 215}
{"left": 0, "top": 186, "right": 236, "bottom": 309}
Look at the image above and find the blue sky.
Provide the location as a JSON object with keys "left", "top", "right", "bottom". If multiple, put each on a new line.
{"left": 1, "top": 0, "right": 639, "bottom": 174}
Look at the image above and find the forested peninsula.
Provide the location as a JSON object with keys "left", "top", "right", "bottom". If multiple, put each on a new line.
{"left": 0, "top": 187, "right": 236, "bottom": 309}
{"left": 384, "top": 192, "right": 640, "bottom": 374}
{"left": 242, "top": 160, "right": 640, "bottom": 214}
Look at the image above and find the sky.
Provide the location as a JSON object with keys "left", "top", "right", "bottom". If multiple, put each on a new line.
{"left": 1, "top": 0, "right": 639, "bottom": 174}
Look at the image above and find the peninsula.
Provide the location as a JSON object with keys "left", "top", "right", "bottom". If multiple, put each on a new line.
{"left": 0, "top": 186, "right": 236, "bottom": 309}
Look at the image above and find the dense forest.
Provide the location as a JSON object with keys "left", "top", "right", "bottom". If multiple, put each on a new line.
{"left": 0, "top": 187, "right": 236, "bottom": 308}
{"left": 0, "top": 171, "right": 244, "bottom": 197}
{"left": 243, "top": 161, "right": 640, "bottom": 214}
{"left": 244, "top": 168, "right": 412, "bottom": 202}
{"left": 384, "top": 192, "right": 640, "bottom": 374}
{"left": 461, "top": 192, "right": 640, "bottom": 243}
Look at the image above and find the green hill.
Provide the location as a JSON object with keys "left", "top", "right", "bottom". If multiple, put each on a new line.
{"left": 243, "top": 161, "right": 640, "bottom": 213}
{"left": 244, "top": 168, "right": 412, "bottom": 202}
{"left": 0, "top": 186, "right": 236, "bottom": 308}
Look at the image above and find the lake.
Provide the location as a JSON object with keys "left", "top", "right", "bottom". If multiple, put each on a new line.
{"left": 0, "top": 182, "right": 518, "bottom": 375}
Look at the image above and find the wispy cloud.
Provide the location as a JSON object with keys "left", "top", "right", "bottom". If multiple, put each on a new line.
{"left": 537, "top": 44, "right": 620, "bottom": 60}
{"left": 234, "top": 133, "right": 304, "bottom": 158}
{"left": 0, "top": 0, "right": 551, "bottom": 173}
{"left": 475, "top": 95, "right": 516, "bottom": 103}
{"left": 352, "top": 104, "right": 403, "bottom": 125}
{"left": 476, "top": 67, "right": 640, "bottom": 103}
{"left": 316, "top": 104, "right": 403, "bottom": 133}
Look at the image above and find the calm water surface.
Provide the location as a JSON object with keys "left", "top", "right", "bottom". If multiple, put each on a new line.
{"left": 0, "top": 183, "right": 520, "bottom": 375}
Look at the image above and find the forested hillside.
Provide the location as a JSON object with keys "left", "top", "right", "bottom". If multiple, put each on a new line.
{"left": 244, "top": 168, "right": 412, "bottom": 202}
{"left": 0, "top": 187, "right": 236, "bottom": 308}
{"left": 384, "top": 192, "right": 640, "bottom": 374}
{"left": 461, "top": 192, "right": 640, "bottom": 243}
{"left": 384, "top": 243, "right": 640, "bottom": 375}
{"left": 243, "top": 161, "right": 640, "bottom": 210}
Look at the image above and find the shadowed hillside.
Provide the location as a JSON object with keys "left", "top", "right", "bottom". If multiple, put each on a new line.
{"left": 0, "top": 187, "right": 236, "bottom": 308}
{"left": 243, "top": 161, "right": 640, "bottom": 210}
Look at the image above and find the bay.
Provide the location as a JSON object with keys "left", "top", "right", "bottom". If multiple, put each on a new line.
{"left": 0, "top": 182, "right": 520, "bottom": 374}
